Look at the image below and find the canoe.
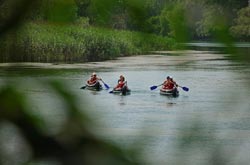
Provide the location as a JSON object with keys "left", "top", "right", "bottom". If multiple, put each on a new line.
{"left": 85, "top": 81, "right": 102, "bottom": 91}
{"left": 110, "top": 86, "right": 131, "bottom": 95}
{"left": 160, "top": 87, "right": 179, "bottom": 97}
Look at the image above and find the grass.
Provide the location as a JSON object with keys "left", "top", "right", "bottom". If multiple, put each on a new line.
{"left": 0, "top": 22, "right": 176, "bottom": 62}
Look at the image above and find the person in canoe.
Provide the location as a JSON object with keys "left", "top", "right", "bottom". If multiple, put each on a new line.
{"left": 87, "top": 72, "right": 102, "bottom": 85}
{"left": 114, "top": 75, "right": 126, "bottom": 90}
{"left": 111, "top": 75, "right": 130, "bottom": 95}
{"left": 162, "top": 76, "right": 178, "bottom": 90}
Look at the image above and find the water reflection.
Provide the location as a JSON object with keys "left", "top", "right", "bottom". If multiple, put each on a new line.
{"left": 118, "top": 96, "right": 127, "bottom": 106}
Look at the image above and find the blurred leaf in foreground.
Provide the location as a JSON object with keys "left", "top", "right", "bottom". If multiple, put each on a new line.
{"left": 0, "top": 0, "right": 36, "bottom": 36}
{"left": 0, "top": 81, "right": 141, "bottom": 165}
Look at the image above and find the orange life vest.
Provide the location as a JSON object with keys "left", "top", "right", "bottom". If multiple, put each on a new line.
{"left": 115, "top": 80, "right": 125, "bottom": 89}
{"left": 88, "top": 77, "right": 97, "bottom": 85}
{"left": 163, "top": 81, "right": 174, "bottom": 89}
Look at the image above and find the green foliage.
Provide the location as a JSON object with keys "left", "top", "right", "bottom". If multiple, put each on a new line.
{"left": 42, "top": 0, "right": 78, "bottom": 23}
{"left": 204, "top": 0, "right": 249, "bottom": 10}
{"left": 88, "top": 0, "right": 117, "bottom": 26}
{"left": 0, "top": 22, "right": 175, "bottom": 62}
{"left": 230, "top": 7, "right": 250, "bottom": 40}
{"left": 74, "top": 17, "right": 90, "bottom": 28}
{"left": 74, "top": 0, "right": 91, "bottom": 17}
{"left": 144, "top": 0, "right": 168, "bottom": 16}
{"left": 2, "top": 0, "right": 249, "bottom": 42}
{"left": 196, "top": 5, "right": 229, "bottom": 38}
{"left": 145, "top": 16, "right": 162, "bottom": 35}
{"left": 125, "top": 0, "right": 148, "bottom": 31}
{"left": 87, "top": 0, "right": 148, "bottom": 31}
{"left": 160, "top": 3, "right": 189, "bottom": 44}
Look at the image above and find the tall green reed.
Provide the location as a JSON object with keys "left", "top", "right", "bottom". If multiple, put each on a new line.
{"left": 0, "top": 22, "right": 175, "bottom": 63}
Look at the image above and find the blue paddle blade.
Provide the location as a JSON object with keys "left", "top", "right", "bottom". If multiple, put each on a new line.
{"left": 150, "top": 86, "right": 157, "bottom": 90}
{"left": 182, "top": 87, "right": 189, "bottom": 91}
{"left": 100, "top": 80, "right": 110, "bottom": 89}
{"left": 104, "top": 83, "right": 110, "bottom": 89}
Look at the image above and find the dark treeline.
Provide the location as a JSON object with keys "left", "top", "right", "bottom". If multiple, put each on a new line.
{"left": 0, "top": 0, "right": 249, "bottom": 62}
{"left": 30, "top": 0, "right": 250, "bottom": 40}
{"left": 72, "top": 0, "right": 250, "bottom": 40}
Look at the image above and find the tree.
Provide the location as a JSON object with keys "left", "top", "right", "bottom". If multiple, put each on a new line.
{"left": 230, "top": 7, "right": 250, "bottom": 40}
{"left": 204, "top": 0, "right": 249, "bottom": 10}
{"left": 41, "top": 0, "right": 77, "bottom": 23}
{"left": 74, "top": 0, "right": 91, "bottom": 17}
{"left": 159, "top": 3, "right": 189, "bottom": 42}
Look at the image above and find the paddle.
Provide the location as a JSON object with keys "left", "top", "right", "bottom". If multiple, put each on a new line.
{"left": 100, "top": 79, "right": 110, "bottom": 89}
{"left": 150, "top": 84, "right": 163, "bottom": 90}
{"left": 150, "top": 83, "right": 189, "bottom": 92}
{"left": 178, "top": 85, "right": 189, "bottom": 92}
{"left": 80, "top": 86, "right": 86, "bottom": 89}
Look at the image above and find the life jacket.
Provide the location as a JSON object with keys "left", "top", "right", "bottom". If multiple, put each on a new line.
{"left": 163, "top": 81, "right": 175, "bottom": 89}
{"left": 115, "top": 80, "right": 125, "bottom": 89}
{"left": 167, "top": 82, "right": 174, "bottom": 89}
{"left": 88, "top": 76, "right": 97, "bottom": 85}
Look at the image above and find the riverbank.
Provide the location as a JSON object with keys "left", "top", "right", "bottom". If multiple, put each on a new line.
{"left": 0, "top": 22, "right": 175, "bottom": 63}
{"left": 0, "top": 50, "right": 226, "bottom": 69}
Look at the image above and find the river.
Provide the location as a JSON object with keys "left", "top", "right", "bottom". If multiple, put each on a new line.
{"left": 1, "top": 50, "right": 250, "bottom": 164}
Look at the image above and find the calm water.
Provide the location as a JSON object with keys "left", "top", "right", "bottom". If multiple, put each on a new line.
{"left": 1, "top": 51, "right": 250, "bottom": 164}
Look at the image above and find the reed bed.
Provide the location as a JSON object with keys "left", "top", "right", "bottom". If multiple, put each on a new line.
{"left": 0, "top": 22, "right": 175, "bottom": 62}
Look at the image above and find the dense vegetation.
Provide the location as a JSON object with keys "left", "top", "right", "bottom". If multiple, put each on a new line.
{"left": 0, "top": 22, "right": 175, "bottom": 62}
{"left": 72, "top": 0, "right": 250, "bottom": 40}
{"left": 0, "top": 0, "right": 249, "bottom": 62}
